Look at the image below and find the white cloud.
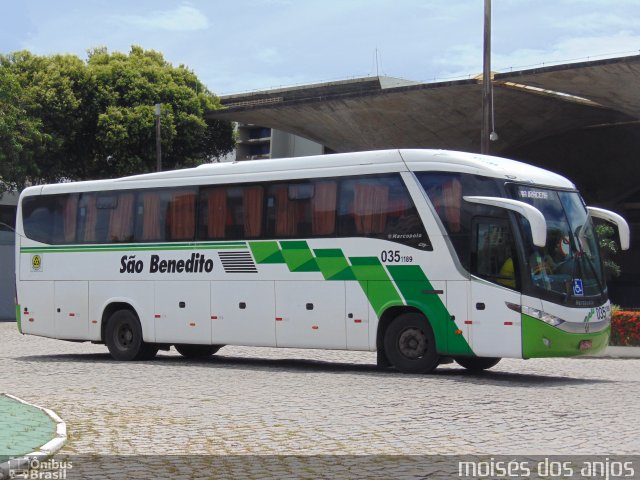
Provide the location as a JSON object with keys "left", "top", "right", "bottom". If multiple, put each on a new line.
{"left": 554, "top": 13, "right": 640, "bottom": 33}
{"left": 117, "top": 4, "right": 209, "bottom": 32}
{"left": 256, "top": 47, "right": 284, "bottom": 65}
{"left": 549, "top": 32, "right": 640, "bottom": 60}
{"left": 492, "top": 32, "right": 640, "bottom": 72}
{"left": 211, "top": 71, "right": 314, "bottom": 95}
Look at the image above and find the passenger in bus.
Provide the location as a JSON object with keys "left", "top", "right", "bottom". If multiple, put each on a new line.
{"left": 498, "top": 257, "right": 516, "bottom": 289}
{"left": 530, "top": 250, "right": 556, "bottom": 275}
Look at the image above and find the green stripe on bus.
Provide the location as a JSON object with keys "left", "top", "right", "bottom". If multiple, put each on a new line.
{"left": 249, "top": 241, "right": 285, "bottom": 263}
{"left": 21, "top": 242, "right": 247, "bottom": 253}
{"left": 280, "top": 241, "right": 320, "bottom": 272}
{"left": 387, "top": 265, "right": 473, "bottom": 356}
{"left": 314, "top": 249, "right": 356, "bottom": 281}
{"left": 349, "top": 257, "right": 403, "bottom": 317}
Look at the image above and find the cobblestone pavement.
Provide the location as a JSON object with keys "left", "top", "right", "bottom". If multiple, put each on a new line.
{"left": 1, "top": 322, "right": 639, "bottom": 478}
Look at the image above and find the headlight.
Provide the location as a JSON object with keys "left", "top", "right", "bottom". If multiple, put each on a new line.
{"left": 521, "top": 306, "right": 565, "bottom": 327}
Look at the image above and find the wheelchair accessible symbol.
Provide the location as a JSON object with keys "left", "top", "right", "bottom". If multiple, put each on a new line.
{"left": 572, "top": 279, "right": 584, "bottom": 296}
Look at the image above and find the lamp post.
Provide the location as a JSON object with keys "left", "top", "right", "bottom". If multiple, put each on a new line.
{"left": 481, "top": 0, "right": 491, "bottom": 155}
{"left": 155, "top": 103, "right": 162, "bottom": 172}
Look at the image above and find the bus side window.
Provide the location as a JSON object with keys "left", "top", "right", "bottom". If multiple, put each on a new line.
{"left": 471, "top": 217, "right": 519, "bottom": 290}
{"left": 337, "top": 185, "right": 356, "bottom": 236}
{"left": 200, "top": 184, "right": 264, "bottom": 240}
{"left": 166, "top": 190, "right": 196, "bottom": 241}
{"left": 310, "top": 180, "right": 337, "bottom": 236}
{"left": 242, "top": 185, "right": 264, "bottom": 238}
{"left": 58, "top": 195, "right": 78, "bottom": 244}
{"left": 267, "top": 182, "right": 313, "bottom": 238}
{"left": 354, "top": 181, "right": 389, "bottom": 235}
{"left": 23, "top": 194, "right": 78, "bottom": 245}
{"left": 337, "top": 175, "right": 431, "bottom": 249}
{"left": 79, "top": 194, "right": 98, "bottom": 243}
{"left": 422, "top": 176, "right": 462, "bottom": 234}
{"left": 419, "top": 172, "right": 505, "bottom": 268}
{"left": 338, "top": 177, "right": 390, "bottom": 236}
{"left": 22, "top": 198, "right": 53, "bottom": 244}
{"left": 137, "top": 191, "right": 164, "bottom": 242}
{"left": 200, "top": 187, "right": 227, "bottom": 239}
{"left": 108, "top": 193, "right": 135, "bottom": 243}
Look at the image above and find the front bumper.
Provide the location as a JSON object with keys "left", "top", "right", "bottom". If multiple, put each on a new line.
{"left": 522, "top": 314, "right": 610, "bottom": 358}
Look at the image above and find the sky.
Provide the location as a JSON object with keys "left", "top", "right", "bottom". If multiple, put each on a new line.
{"left": 1, "top": 0, "right": 639, "bottom": 96}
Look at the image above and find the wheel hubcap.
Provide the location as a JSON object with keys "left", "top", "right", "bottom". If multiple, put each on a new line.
{"left": 117, "top": 325, "right": 133, "bottom": 348}
{"left": 398, "top": 327, "right": 427, "bottom": 360}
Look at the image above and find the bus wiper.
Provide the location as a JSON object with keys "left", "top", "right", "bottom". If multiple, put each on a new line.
{"left": 573, "top": 225, "right": 604, "bottom": 295}
{"left": 579, "top": 250, "right": 604, "bottom": 294}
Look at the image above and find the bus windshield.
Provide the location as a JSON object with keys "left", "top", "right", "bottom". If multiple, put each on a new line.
{"left": 510, "top": 185, "right": 605, "bottom": 298}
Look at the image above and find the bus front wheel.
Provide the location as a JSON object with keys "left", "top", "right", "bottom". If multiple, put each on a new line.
{"left": 383, "top": 313, "right": 439, "bottom": 374}
{"left": 175, "top": 344, "right": 221, "bottom": 358}
{"left": 455, "top": 356, "right": 501, "bottom": 372}
{"left": 105, "top": 310, "right": 158, "bottom": 361}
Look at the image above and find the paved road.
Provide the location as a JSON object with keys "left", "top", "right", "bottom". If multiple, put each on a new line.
{"left": 1, "top": 322, "right": 639, "bottom": 478}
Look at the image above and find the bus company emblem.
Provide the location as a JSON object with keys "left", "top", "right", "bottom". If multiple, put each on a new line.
{"left": 31, "top": 254, "right": 42, "bottom": 272}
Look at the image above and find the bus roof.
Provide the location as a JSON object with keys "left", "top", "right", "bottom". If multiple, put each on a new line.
{"left": 27, "top": 149, "right": 575, "bottom": 196}
{"left": 400, "top": 149, "right": 574, "bottom": 189}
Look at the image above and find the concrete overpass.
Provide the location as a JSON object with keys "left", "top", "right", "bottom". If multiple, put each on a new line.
{"left": 209, "top": 55, "right": 640, "bottom": 156}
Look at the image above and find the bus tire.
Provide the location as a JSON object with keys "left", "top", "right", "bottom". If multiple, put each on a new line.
{"left": 455, "top": 356, "right": 501, "bottom": 372}
{"left": 137, "top": 343, "right": 160, "bottom": 361}
{"left": 383, "top": 312, "right": 439, "bottom": 374}
{"left": 105, "top": 309, "right": 154, "bottom": 361}
{"left": 175, "top": 344, "right": 221, "bottom": 358}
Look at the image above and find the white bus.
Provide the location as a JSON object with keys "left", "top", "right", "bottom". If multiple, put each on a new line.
{"left": 14, "top": 149, "right": 630, "bottom": 373}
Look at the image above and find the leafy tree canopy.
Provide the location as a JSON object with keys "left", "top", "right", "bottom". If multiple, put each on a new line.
{"left": 0, "top": 46, "right": 234, "bottom": 193}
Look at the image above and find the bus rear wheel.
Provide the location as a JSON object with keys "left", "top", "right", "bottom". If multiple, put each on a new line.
{"left": 105, "top": 309, "right": 157, "bottom": 361}
{"left": 383, "top": 313, "right": 439, "bottom": 374}
{"left": 455, "top": 356, "right": 501, "bottom": 372}
{"left": 175, "top": 344, "right": 221, "bottom": 358}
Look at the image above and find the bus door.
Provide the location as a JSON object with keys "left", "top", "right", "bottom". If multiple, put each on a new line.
{"left": 275, "top": 281, "right": 347, "bottom": 349}
{"left": 469, "top": 217, "right": 522, "bottom": 358}
{"left": 55, "top": 281, "right": 88, "bottom": 340}
{"left": 210, "top": 280, "right": 276, "bottom": 347}
{"left": 154, "top": 281, "right": 211, "bottom": 344}
{"left": 20, "top": 281, "right": 55, "bottom": 337}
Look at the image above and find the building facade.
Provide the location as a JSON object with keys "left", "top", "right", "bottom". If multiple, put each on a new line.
{"left": 235, "top": 123, "right": 325, "bottom": 161}
{"left": 0, "top": 191, "right": 18, "bottom": 320}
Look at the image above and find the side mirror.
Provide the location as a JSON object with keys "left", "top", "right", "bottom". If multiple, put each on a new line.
{"left": 464, "top": 196, "right": 547, "bottom": 247}
{"left": 587, "top": 207, "right": 630, "bottom": 251}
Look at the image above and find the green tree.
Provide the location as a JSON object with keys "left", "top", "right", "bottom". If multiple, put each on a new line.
{"left": 596, "top": 223, "right": 621, "bottom": 279}
{"left": 1, "top": 51, "right": 95, "bottom": 187}
{"left": 0, "top": 62, "right": 46, "bottom": 194}
{"left": 0, "top": 46, "right": 234, "bottom": 192}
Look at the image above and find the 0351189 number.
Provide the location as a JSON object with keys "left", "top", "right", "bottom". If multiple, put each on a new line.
{"left": 380, "top": 250, "right": 413, "bottom": 263}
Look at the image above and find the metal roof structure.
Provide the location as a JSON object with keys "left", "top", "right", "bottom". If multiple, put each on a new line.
{"left": 209, "top": 55, "right": 640, "bottom": 156}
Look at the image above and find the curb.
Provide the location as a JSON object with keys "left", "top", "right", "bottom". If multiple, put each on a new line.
{"left": 0, "top": 394, "right": 67, "bottom": 480}
{"left": 584, "top": 346, "right": 640, "bottom": 359}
